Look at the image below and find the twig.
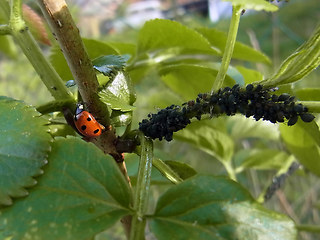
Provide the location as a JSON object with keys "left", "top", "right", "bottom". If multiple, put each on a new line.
{"left": 36, "top": 0, "right": 133, "bottom": 236}
{"left": 211, "top": 5, "right": 242, "bottom": 92}
{"left": 130, "top": 135, "right": 153, "bottom": 240}
{"left": 1, "top": 0, "right": 72, "bottom": 100}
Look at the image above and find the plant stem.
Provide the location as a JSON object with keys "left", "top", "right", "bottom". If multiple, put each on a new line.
{"left": 37, "top": 0, "right": 124, "bottom": 155}
{"left": 36, "top": 0, "right": 134, "bottom": 235}
{"left": 10, "top": 0, "right": 23, "bottom": 28}
{"left": 296, "top": 224, "right": 320, "bottom": 233}
{"left": 153, "top": 158, "right": 183, "bottom": 184}
{"left": 223, "top": 161, "right": 237, "bottom": 181}
{"left": 130, "top": 135, "right": 153, "bottom": 240}
{"left": 299, "top": 101, "right": 320, "bottom": 113}
{"left": 211, "top": 5, "right": 242, "bottom": 93}
{"left": 0, "top": 25, "right": 10, "bottom": 34}
{"left": 4, "top": 0, "right": 72, "bottom": 100}
{"left": 37, "top": 0, "right": 124, "bottom": 154}
{"left": 37, "top": 0, "right": 109, "bottom": 121}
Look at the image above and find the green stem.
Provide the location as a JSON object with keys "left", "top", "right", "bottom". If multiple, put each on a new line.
{"left": 153, "top": 158, "right": 183, "bottom": 184}
{"left": 0, "top": 24, "right": 10, "bottom": 34}
{"left": 299, "top": 101, "right": 320, "bottom": 113}
{"left": 10, "top": 0, "right": 22, "bottom": 25}
{"left": 130, "top": 134, "right": 153, "bottom": 240}
{"left": 211, "top": 5, "right": 242, "bottom": 93}
{"left": 4, "top": 0, "right": 72, "bottom": 100}
{"left": 223, "top": 161, "right": 237, "bottom": 181}
{"left": 296, "top": 224, "right": 320, "bottom": 233}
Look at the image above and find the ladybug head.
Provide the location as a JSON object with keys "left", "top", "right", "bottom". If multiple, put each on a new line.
{"left": 75, "top": 103, "right": 84, "bottom": 116}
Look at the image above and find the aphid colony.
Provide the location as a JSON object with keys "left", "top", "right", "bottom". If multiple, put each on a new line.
{"left": 139, "top": 84, "right": 315, "bottom": 141}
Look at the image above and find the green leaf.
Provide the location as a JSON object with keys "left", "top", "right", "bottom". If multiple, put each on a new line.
{"left": 150, "top": 175, "right": 296, "bottom": 240}
{"left": 0, "top": 137, "right": 132, "bottom": 240}
{"left": 260, "top": 24, "right": 320, "bottom": 87}
{"left": 137, "top": 19, "right": 220, "bottom": 57}
{"left": 164, "top": 160, "right": 197, "bottom": 180}
{"left": 152, "top": 159, "right": 197, "bottom": 184}
{"left": 294, "top": 88, "right": 320, "bottom": 101}
{"left": 108, "top": 42, "right": 137, "bottom": 61}
{"left": 236, "top": 66, "right": 264, "bottom": 84}
{"left": 223, "top": 0, "right": 278, "bottom": 12}
{"left": 99, "top": 71, "right": 136, "bottom": 112}
{"left": 280, "top": 120, "right": 320, "bottom": 177}
{"left": 227, "top": 115, "right": 279, "bottom": 141}
{"left": 152, "top": 159, "right": 183, "bottom": 184}
{"left": 147, "top": 90, "right": 184, "bottom": 108}
{"left": 92, "top": 55, "right": 127, "bottom": 76}
{"left": 237, "top": 149, "right": 292, "bottom": 172}
{"left": 110, "top": 111, "right": 132, "bottom": 127}
{"left": 174, "top": 120, "right": 234, "bottom": 163}
{"left": 196, "top": 28, "right": 270, "bottom": 64}
{"left": 159, "top": 64, "right": 236, "bottom": 100}
{"left": 50, "top": 39, "right": 119, "bottom": 81}
{"left": 0, "top": 97, "right": 51, "bottom": 206}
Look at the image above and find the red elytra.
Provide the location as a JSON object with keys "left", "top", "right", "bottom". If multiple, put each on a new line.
{"left": 74, "top": 104, "right": 105, "bottom": 138}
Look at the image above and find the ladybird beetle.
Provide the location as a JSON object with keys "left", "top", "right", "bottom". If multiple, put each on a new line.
{"left": 74, "top": 104, "right": 105, "bottom": 138}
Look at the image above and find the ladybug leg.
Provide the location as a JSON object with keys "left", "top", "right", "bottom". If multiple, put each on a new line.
{"left": 98, "top": 123, "right": 106, "bottom": 131}
{"left": 100, "top": 124, "right": 112, "bottom": 133}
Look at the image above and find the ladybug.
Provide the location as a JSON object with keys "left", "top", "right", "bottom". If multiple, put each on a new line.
{"left": 74, "top": 104, "right": 105, "bottom": 138}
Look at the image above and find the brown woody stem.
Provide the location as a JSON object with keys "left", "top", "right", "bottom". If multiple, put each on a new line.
{"left": 37, "top": 0, "right": 132, "bottom": 237}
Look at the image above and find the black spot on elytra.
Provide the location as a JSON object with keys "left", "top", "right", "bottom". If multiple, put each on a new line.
{"left": 94, "top": 129, "right": 100, "bottom": 134}
{"left": 87, "top": 117, "right": 92, "bottom": 121}
{"left": 81, "top": 125, "right": 87, "bottom": 130}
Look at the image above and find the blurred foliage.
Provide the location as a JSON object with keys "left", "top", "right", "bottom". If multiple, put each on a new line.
{"left": 0, "top": 55, "right": 53, "bottom": 105}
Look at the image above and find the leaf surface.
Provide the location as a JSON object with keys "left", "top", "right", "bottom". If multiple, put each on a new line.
{"left": 0, "top": 97, "right": 51, "bottom": 206}
{"left": 159, "top": 64, "right": 236, "bottom": 100}
{"left": 92, "top": 55, "right": 127, "bottom": 76}
{"left": 174, "top": 120, "right": 234, "bottom": 163}
{"left": 99, "top": 71, "right": 136, "bottom": 112}
{"left": 236, "top": 66, "right": 264, "bottom": 84}
{"left": 150, "top": 175, "right": 296, "bottom": 240}
{"left": 237, "top": 149, "right": 292, "bottom": 171}
{"left": 0, "top": 137, "right": 132, "bottom": 240}
{"left": 197, "top": 28, "right": 270, "bottom": 64}
{"left": 137, "top": 19, "right": 220, "bottom": 57}
{"left": 280, "top": 120, "right": 320, "bottom": 177}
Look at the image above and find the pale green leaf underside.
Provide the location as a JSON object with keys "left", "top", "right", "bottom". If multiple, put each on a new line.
{"left": 99, "top": 71, "right": 136, "bottom": 112}
{"left": 238, "top": 149, "right": 292, "bottom": 171}
{"left": 0, "top": 137, "right": 132, "bottom": 240}
{"left": 280, "top": 120, "right": 320, "bottom": 177}
{"left": 150, "top": 175, "right": 296, "bottom": 240}
{"left": 174, "top": 120, "right": 234, "bottom": 163}
{"left": 0, "top": 97, "right": 51, "bottom": 206}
